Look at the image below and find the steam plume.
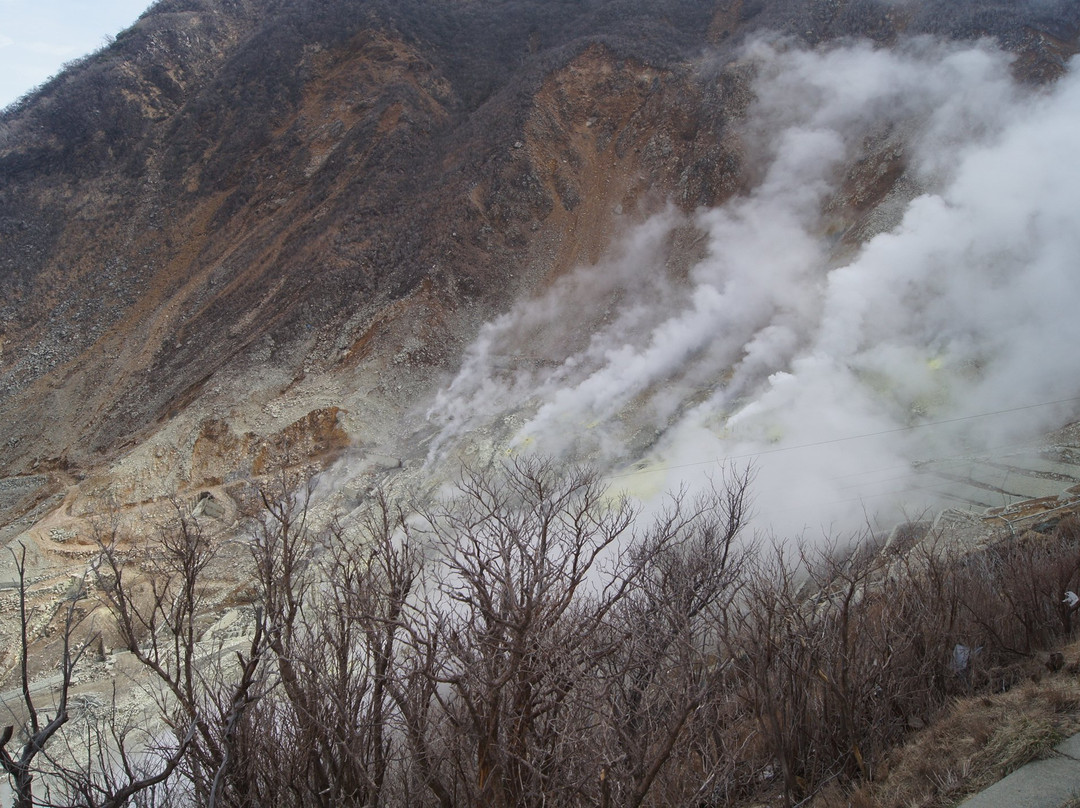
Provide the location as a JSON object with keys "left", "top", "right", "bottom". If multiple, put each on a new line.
{"left": 427, "top": 38, "right": 1080, "bottom": 536}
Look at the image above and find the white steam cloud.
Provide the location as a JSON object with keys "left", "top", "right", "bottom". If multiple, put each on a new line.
{"left": 426, "top": 37, "right": 1080, "bottom": 536}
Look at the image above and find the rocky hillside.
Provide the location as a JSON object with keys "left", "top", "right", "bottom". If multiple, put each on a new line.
{"left": 1, "top": 0, "right": 1079, "bottom": 539}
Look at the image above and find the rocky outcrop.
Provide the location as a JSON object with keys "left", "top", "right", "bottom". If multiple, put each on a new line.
{"left": 190, "top": 406, "right": 349, "bottom": 486}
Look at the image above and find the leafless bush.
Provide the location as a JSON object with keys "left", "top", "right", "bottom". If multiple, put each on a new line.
{"left": 91, "top": 503, "right": 268, "bottom": 807}
{"left": 231, "top": 482, "right": 421, "bottom": 808}
{"left": 949, "top": 521, "right": 1080, "bottom": 668}
{"left": 719, "top": 515, "right": 1080, "bottom": 807}
{"left": 35, "top": 688, "right": 194, "bottom": 808}
{"left": 0, "top": 545, "right": 89, "bottom": 808}
{"left": 406, "top": 458, "right": 639, "bottom": 808}
{"left": 0, "top": 541, "right": 189, "bottom": 808}
{"left": 597, "top": 469, "right": 754, "bottom": 808}
{"left": 10, "top": 461, "right": 1078, "bottom": 808}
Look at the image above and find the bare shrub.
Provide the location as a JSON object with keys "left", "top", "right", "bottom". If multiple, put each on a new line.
{"left": 0, "top": 545, "right": 89, "bottom": 808}
{"left": 0, "top": 540, "right": 189, "bottom": 808}
{"left": 409, "top": 458, "right": 639, "bottom": 808}
{"left": 91, "top": 503, "right": 269, "bottom": 807}
{"left": 731, "top": 514, "right": 1080, "bottom": 807}
{"left": 597, "top": 469, "right": 754, "bottom": 808}
{"left": 377, "top": 460, "right": 756, "bottom": 808}
{"left": 950, "top": 523, "right": 1080, "bottom": 666}
{"left": 19, "top": 460, "right": 1077, "bottom": 808}
{"left": 233, "top": 484, "right": 421, "bottom": 808}
{"left": 722, "top": 515, "right": 1080, "bottom": 806}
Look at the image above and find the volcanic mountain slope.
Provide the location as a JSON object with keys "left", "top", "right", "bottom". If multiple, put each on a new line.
{"left": 6, "top": 5, "right": 1080, "bottom": 806}
{"left": 0, "top": 0, "right": 1079, "bottom": 537}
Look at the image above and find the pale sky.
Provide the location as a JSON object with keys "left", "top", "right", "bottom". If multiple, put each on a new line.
{"left": 0, "top": 0, "right": 153, "bottom": 110}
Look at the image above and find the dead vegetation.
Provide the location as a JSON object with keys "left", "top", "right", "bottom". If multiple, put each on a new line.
{"left": 3, "top": 462, "right": 1080, "bottom": 807}
{"left": 818, "top": 650, "right": 1080, "bottom": 808}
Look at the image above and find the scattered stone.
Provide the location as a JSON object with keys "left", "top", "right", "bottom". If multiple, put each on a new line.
{"left": 48, "top": 526, "right": 76, "bottom": 543}
{"left": 191, "top": 491, "right": 226, "bottom": 520}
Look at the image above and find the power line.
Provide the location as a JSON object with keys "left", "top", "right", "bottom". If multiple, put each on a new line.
{"left": 610, "top": 394, "right": 1080, "bottom": 479}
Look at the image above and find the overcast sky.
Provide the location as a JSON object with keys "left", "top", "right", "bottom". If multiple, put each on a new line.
{"left": 0, "top": 0, "right": 152, "bottom": 110}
